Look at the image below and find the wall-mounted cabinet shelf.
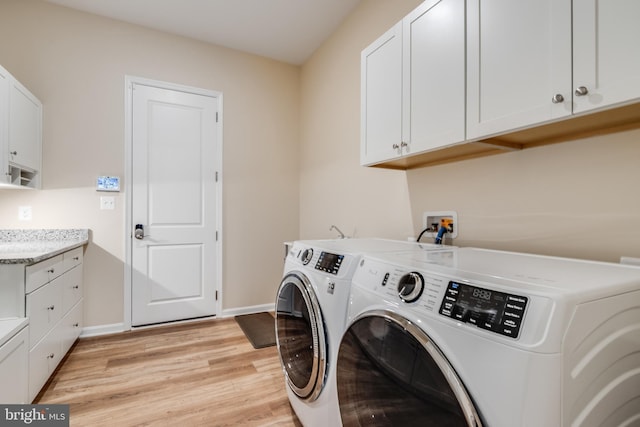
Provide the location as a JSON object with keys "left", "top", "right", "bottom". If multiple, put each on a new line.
{"left": 373, "top": 102, "right": 640, "bottom": 170}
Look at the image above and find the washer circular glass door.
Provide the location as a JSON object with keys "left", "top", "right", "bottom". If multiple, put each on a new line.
{"left": 275, "top": 271, "right": 327, "bottom": 401}
{"left": 337, "top": 310, "right": 483, "bottom": 426}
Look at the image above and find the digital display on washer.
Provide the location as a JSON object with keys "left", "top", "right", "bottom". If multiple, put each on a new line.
{"left": 439, "top": 281, "right": 528, "bottom": 338}
{"left": 315, "top": 252, "right": 344, "bottom": 275}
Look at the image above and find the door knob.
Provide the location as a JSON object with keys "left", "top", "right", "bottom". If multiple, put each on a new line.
{"left": 134, "top": 224, "right": 145, "bottom": 240}
{"left": 551, "top": 94, "right": 564, "bottom": 103}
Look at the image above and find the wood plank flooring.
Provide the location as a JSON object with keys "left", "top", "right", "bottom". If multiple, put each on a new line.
{"left": 35, "top": 317, "right": 302, "bottom": 427}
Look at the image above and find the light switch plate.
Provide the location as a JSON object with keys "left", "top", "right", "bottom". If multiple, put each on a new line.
{"left": 100, "top": 196, "right": 115, "bottom": 210}
{"left": 18, "top": 206, "right": 32, "bottom": 221}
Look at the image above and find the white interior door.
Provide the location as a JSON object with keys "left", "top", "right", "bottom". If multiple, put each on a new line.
{"left": 130, "top": 82, "right": 220, "bottom": 327}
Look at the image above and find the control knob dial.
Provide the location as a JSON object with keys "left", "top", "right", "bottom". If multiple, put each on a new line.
{"left": 397, "top": 272, "right": 425, "bottom": 303}
{"left": 300, "top": 248, "right": 314, "bottom": 265}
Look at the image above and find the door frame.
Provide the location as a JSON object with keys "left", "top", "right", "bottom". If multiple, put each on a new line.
{"left": 123, "top": 75, "right": 223, "bottom": 330}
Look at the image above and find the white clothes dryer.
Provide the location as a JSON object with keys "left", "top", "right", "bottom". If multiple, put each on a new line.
{"left": 337, "top": 247, "right": 640, "bottom": 427}
{"left": 275, "top": 239, "right": 451, "bottom": 426}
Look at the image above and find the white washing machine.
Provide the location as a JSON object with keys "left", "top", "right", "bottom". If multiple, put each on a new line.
{"left": 275, "top": 238, "right": 451, "bottom": 426}
{"left": 337, "top": 247, "right": 640, "bottom": 426}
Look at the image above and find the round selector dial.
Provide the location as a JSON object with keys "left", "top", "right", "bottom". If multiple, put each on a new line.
{"left": 397, "top": 272, "right": 425, "bottom": 303}
{"left": 300, "top": 248, "right": 314, "bottom": 265}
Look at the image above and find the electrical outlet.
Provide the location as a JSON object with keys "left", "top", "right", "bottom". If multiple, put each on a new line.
{"left": 422, "top": 211, "right": 458, "bottom": 239}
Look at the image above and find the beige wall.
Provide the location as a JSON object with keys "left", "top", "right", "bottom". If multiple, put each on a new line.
{"left": 0, "top": 0, "right": 300, "bottom": 326}
{"left": 300, "top": 0, "right": 640, "bottom": 262}
{"left": 299, "top": 0, "right": 422, "bottom": 240}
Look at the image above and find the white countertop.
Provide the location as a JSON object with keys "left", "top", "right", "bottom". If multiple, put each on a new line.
{"left": 0, "top": 317, "right": 28, "bottom": 347}
{"left": 0, "top": 229, "right": 89, "bottom": 265}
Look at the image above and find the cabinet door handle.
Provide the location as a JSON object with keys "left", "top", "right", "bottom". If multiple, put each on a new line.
{"left": 73, "top": 323, "right": 80, "bottom": 328}
{"left": 392, "top": 143, "right": 400, "bottom": 149}
{"left": 47, "top": 268, "right": 55, "bottom": 274}
{"left": 47, "top": 305, "right": 55, "bottom": 311}
{"left": 47, "top": 353, "right": 55, "bottom": 359}
{"left": 551, "top": 94, "right": 564, "bottom": 103}
{"left": 9, "top": 151, "right": 17, "bottom": 156}
{"left": 575, "top": 86, "right": 589, "bottom": 96}
{"left": 73, "top": 285, "right": 79, "bottom": 289}
{"left": 73, "top": 256, "right": 79, "bottom": 261}
{"left": 400, "top": 142, "right": 408, "bottom": 148}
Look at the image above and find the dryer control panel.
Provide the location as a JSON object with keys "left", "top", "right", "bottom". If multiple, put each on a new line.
{"left": 315, "top": 251, "right": 344, "bottom": 275}
{"left": 439, "top": 281, "right": 528, "bottom": 338}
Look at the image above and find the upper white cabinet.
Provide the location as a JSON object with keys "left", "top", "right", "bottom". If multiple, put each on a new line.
{"left": 0, "top": 64, "right": 42, "bottom": 188}
{"left": 364, "top": 0, "right": 640, "bottom": 169}
{"left": 0, "top": 67, "right": 8, "bottom": 184}
{"left": 361, "top": 22, "right": 403, "bottom": 165}
{"left": 466, "top": 0, "right": 572, "bottom": 140}
{"left": 361, "top": 0, "right": 465, "bottom": 166}
{"left": 572, "top": 0, "right": 640, "bottom": 114}
{"left": 467, "top": 0, "right": 640, "bottom": 141}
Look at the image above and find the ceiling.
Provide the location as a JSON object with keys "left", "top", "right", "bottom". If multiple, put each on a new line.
{"left": 44, "top": 0, "right": 362, "bottom": 65}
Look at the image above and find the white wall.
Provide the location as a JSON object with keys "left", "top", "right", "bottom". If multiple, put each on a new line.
{"left": 0, "top": 0, "right": 300, "bottom": 326}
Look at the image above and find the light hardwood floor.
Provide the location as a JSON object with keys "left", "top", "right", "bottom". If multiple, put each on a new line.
{"left": 35, "top": 317, "right": 302, "bottom": 427}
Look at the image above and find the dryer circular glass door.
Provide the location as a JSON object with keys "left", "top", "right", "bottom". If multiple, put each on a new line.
{"left": 275, "top": 271, "right": 327, "bottom": 401}
{"left": 337, "top": 310, "right": 483, "bottom": 427}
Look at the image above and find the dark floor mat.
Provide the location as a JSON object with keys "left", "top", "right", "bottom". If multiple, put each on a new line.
{"left": 235, "top": 312, "right": 276, "bottom": 349}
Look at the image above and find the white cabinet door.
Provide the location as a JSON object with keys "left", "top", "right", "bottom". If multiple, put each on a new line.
{"left": 0, "top": 66, "right": 8, "bottom": 183}
{"left": 8, "top": 78, "right": 42, "bottom": 172}
{"left": 26, "top": 276, "right": 63, "bottom": 348}
{"left": 573, "top": 0, "right": 640, "bottom": 114}
{"left": 467, "top": 0, "right": 572, "bottom": 140}
{"left": 361, "top": 22, "right": 403, "bottom": 165}
{"left": 403, "top": 0, "right": 465, "bottom": 155}
{"left": 0, "top": 327, "right": 29, "bottom": 404}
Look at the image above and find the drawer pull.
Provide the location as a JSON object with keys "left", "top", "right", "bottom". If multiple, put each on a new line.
{"left": 47, "top": 305, "right": 55, "bottom": 311}
{"left": 47, "top": 268, "right": 55, "bottom": 274}
{"left": 73, "top": 323, "right": 80, "bottom": 328}
{"left": 47, "top": 353, "right": 55, "bottom": 359}
{"left": 73, "top": 256, "right": 80, "bottom": 261}
{"left": 73, "top": 285, "right": 80, "bottom": 289}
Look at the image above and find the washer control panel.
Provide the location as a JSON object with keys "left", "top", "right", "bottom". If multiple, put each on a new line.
{"left": 439, "top": 281, "right": 528, "bottom": 338}
{"left": 315, "top": 251, "right": 344, "bottom": 275}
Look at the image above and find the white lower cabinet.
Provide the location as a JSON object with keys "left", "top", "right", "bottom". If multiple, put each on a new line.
{"left": 0, "top": 326, "right": 29, "bottom": 404}
{"left": 25, "top": 247, "right": 84, "bottom": 401}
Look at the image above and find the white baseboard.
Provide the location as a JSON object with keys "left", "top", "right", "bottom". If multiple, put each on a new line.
{"left": 220, "top": 303, "right": 275, "bottom": 318}
{"left": 78, "top": 304, "right": 275, "bottom": 338}
{"left": 80, "top": 323, "right": 126, "bottom": 338}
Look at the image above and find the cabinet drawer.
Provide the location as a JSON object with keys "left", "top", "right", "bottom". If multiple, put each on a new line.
{"left": 62, "top": 265, "right": 83, "bottom": 313}
{"left": 63, "top": 247, "right": 83, "bottom": 272}
{"left": 25, "top": 254, "right": 63, "bottom": 294}
{"left": 26, "top": 277, "right": 63, "bottom": 348}
{"left": 61, "top": 301, "right": 83, "bottom": 353}
{"left": 0, "top": 326, "right": 29, "bottom": 404}
{"left": 28, "top": 331, "right": 62, "bottom": 402}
